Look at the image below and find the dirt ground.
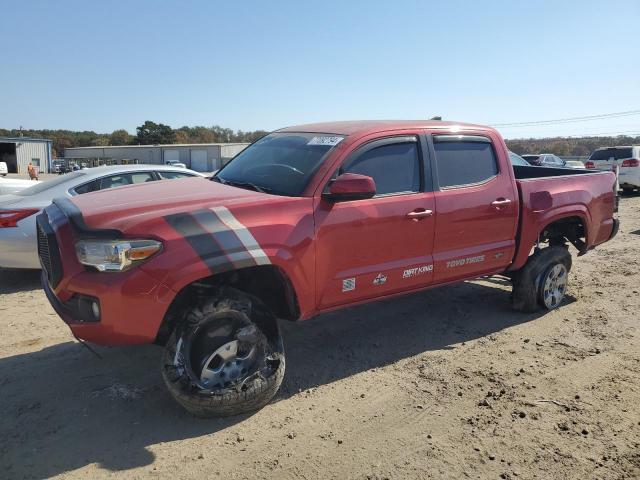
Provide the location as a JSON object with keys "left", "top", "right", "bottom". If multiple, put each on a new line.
{"left": 1, "top": 196, "right": 639, "bottom": 480}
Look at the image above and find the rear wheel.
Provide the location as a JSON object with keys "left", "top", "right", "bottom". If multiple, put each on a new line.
{"left": 512, "top": 246, "right": 572, "bottom": 312}
{"left": 539, "top": 262, "right": 568, "bottom": 309}
{"left": 161, "top": 288, "right": 285, "bottom": 417}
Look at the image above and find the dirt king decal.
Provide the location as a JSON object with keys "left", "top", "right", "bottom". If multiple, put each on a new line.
{"left": 446, "top": 255, "right": 485, "bottom": 268}
{"left": 403, "top": 264, "right": 433, "bottom": 278}
{"left": 164, "top": 206, "right": 270, "bottom": 274}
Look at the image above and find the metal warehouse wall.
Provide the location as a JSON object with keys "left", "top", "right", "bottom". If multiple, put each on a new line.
{"left": 65, "top": 146, "right": 163, "bottom": 164}
{"left": 220, "top": 144, "right": 249, "bottom": 164}
{"left": 162, "top": 146, "right": 221, "bottom": 171}
{"left": 16, "top": 141, "right": 50, "bottom": 174}
{"left": 65, "top": 143, "right": 250, "bottom": 172}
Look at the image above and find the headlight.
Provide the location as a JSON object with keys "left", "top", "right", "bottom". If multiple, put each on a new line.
{"left": 75, "top": 239, "right": 161, "bottom": 272}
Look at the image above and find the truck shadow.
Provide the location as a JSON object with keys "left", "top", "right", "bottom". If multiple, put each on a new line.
{"left": 0, "top": 279, "right": 561, "bottom": 478}
{"left": 0, "top": 268, "right": 41, "bottom": 294}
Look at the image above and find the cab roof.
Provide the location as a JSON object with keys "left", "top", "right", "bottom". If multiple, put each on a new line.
{"left": 276, "top": 120, "right": 494, "bottom": 137}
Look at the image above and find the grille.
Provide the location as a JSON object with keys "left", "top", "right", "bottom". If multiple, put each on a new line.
{"left": 36, "top": 212, "right": 63, "bottom": 288}
{"left": 37, "top": 223, "right": 52, "bottom": 274}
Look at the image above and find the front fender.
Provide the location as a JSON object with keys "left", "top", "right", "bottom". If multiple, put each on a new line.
{"left": 138, "top": 201, "right": 317, "bottom": 319}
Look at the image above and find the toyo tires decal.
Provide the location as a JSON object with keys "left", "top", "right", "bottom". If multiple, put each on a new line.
{"left": 165, "top": 206, "right": 270, "bottom": 273}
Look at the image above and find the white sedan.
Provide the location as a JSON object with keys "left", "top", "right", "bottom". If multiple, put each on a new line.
{"left": 0, "top": 164, "right": 205, "bottom": 269}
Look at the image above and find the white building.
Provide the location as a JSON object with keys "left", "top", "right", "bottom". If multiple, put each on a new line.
{"left": 64, "top": 143, "right": 249, "bottom": 172}
{"left": 0, "top": 137, "right": 53, "bottom": 174}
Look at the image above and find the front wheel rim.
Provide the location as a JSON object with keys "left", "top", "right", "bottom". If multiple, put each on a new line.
{"left": 542, "top": 263, "right": 568, "bottom": 309}
{"left": 199, "top": 339, "right": 258, "bottom": 389}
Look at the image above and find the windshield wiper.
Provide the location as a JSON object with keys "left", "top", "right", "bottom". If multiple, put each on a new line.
{"left": 218, "top": 179, "right": 272, "bottom": 194}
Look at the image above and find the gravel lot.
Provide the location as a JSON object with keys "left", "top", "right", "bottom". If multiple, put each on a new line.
{"left": 0, "top": 194, "right": 638, "bottom": 479}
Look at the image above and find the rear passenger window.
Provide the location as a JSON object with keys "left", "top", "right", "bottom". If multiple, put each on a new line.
{"left": 157, "top": 171, "right": 194, "bottom": 180}
{"left": 73, "top": 180, "right": 99, "bottom": 195}
{"left": 341, "top": 141, "right": 420, "bottom": 195}
{"left": 99, "top": 172, "right": 155, "bottom": 190}
{"left": 433, "top": 139, "right": 498, "bottom": 188}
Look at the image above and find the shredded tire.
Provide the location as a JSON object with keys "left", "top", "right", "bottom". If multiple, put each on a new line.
{"left": 161, "top": 288, "right": 285, "bottom": 418}
{"left": 512, "top": 245, "right": 572, "bottom": 312}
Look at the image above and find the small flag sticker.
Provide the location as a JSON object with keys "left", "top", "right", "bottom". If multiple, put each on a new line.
{"left": 342, "top": 278, "right": 356, "bottom": 292}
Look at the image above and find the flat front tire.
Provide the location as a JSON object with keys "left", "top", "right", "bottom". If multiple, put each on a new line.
{"left": 161, "top": 288, "right": 285, "bottom": 417}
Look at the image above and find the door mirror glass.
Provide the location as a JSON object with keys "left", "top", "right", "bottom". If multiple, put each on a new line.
{"left": 323, "top": 173, "right": 376, "bottom": 202}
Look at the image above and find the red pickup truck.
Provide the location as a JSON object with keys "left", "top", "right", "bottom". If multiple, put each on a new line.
{"left": 37, "top": 121, "right": 618, "bottom": 417}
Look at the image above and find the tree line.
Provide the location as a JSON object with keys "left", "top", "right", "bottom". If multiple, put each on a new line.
{"left": 505, "top": 135, "right": 640, "bottom": 157}
{"left": 0, "top": 121, "right": 268, "bottom": 157}
{"left": 1, "top": 121, "right": 637, "bottom": 158}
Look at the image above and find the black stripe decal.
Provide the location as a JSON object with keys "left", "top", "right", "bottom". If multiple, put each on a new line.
{"left": 165, "top": 209, "right": 257, "bottom": 273}
{"left": 165, "top": 211, "right": 227, "bottom": 274}
{"left": 192, "top": 210, "right": 243, "bottom": 255}
{"left": 192, "top": 209, "right": 258, "bottom": 269}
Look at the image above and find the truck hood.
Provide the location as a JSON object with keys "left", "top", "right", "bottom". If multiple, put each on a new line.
{"left": 68, "top": 177, "right": 271, "bottom": 232}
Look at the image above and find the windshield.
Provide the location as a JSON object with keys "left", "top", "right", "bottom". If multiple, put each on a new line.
{"left": 508, "top": 151, "right": 530, "bottom": 166}
{"left": 214, "top": 132, "right": 344, "bottom": 196}
{"left": 16, "top": 171, "right": 87, "bottom": 196}
{"left": 589, "top": 148, "right": 633, "bottom": 161}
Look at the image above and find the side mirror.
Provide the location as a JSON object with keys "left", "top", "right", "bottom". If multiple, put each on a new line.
{"left": 322, "top": 173, "right": 376, "bottom": 202}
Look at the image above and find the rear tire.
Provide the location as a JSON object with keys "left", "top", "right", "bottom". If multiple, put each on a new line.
{"left": 512, "top": 246, "right": 572, "bottom": 312}
{"left": 161, "top": 288, "right": 285, "bottom": 418}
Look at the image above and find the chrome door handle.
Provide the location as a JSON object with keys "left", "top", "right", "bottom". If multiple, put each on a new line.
{"left": 491, "top": 199, "right": 512, "bottom": 207}
{"left": 407, "top": 209, "right": 433, "bottom": 219}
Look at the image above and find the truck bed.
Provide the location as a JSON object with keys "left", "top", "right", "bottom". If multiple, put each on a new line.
{"left": 509, "top": 167, "right": 617, "bottom": 270}
{"left": 513, "top": 165, "right": 597, "bottom": 180}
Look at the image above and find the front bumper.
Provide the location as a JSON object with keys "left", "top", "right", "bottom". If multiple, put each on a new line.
{"left": 43, "top": 267, "right": 176, "bottom": 345}
{"left": 37, "top": 204, "right": 176, "bottom": 346}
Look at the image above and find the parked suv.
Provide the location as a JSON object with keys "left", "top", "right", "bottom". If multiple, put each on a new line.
{"left": 586, "top": 146, "right": 640, "bottom": 193}
{"left": 521, "top": 153, "right": 566, "bottom": 167}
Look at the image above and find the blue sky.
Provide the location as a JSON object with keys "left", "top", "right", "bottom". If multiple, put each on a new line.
{"left": 2, "top": 0, "right": 639, "bottom": 138}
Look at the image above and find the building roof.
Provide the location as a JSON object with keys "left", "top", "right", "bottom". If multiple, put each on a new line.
{"left": 276, "top": 120, "right": 494, "bottom": 136}
{"left": 65, "top": 142, "right": 250, "bottom": 150}
{"left": 0, "top": 136, "right": 53, "bottom": 143}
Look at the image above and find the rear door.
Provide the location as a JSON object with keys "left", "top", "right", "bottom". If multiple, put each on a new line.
{"left": 430, "top": 134, "right": 518, "bottom": 282}
{"left": 315, "top": 134, "right": 436, "bottom": 309}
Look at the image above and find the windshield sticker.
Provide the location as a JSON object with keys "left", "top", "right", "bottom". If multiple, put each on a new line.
{"left": 307, "top": 136, "right": 343, "bottom": 147}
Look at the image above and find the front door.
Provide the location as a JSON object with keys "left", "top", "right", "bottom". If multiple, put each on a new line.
{"left": 430, "top": 134, "right": 518, "bottom": 283}
{"left": 314, "top": 135, "right": 436, "bottom": 309}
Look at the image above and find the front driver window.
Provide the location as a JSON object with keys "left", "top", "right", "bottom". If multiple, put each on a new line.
{"left": 340, "top": 141, "right": 420, "bottom": 195}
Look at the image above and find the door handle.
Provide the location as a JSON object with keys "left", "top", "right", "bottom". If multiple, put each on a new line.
{"left": 491, "top": 199, "right": 512, "bottom": 208}
{"left": 406, "top": 209, "right": 433, "bottom": 220}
